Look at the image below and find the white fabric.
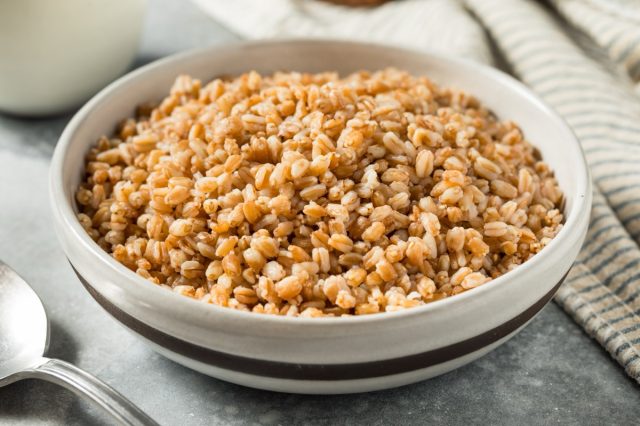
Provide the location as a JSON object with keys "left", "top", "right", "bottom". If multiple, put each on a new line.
{"left": 191, "top": 0, "right": 492, "bottom": 63}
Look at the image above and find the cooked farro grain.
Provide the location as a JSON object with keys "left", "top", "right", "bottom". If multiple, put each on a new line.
{"left": 76, "top": 68, "right": 564, "bottom": 317}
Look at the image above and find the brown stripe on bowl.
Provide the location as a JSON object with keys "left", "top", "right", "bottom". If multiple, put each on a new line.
{"left": 72, "top": 266, "right": 568, "bottom": 381}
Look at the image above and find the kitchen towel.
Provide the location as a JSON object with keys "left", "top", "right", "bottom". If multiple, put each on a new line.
{"left": 192, "top": 0, "right": 640, "bottom": 383}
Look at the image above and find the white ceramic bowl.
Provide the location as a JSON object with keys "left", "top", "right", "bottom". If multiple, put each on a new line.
{"left": 50, "top": 40, "right": 591, "bottom": 394}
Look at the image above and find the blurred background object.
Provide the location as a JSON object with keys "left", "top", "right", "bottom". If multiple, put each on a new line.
{"left": 321, "top": 0, "right": 391, "bottom": 6}
{"left": 0, "top": 0, "right": 146, "bottom": 117}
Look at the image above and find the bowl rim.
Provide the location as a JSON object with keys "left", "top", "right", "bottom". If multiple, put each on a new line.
{"left": 49, "top": 39, "right": 592, "bottom": 327}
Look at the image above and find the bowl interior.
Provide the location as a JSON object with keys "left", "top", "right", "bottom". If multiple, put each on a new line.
{"left": 52, "top": 40, "right": 589, "bottom": 324}
{"left": 59, "top": 40, "right": 585, "bottom": 217}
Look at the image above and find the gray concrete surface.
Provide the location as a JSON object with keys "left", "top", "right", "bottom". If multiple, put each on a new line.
{"left": 0, "top": 0, "right": 638, "bottom": 424}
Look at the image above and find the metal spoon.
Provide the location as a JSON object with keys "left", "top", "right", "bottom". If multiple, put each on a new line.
{"left": 0, "top": 260, "right": 158, "bottom": 426}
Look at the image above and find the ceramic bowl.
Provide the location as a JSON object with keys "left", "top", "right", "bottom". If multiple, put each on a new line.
{"left": 50, "top": 40, "right": 591, "bottom": 394}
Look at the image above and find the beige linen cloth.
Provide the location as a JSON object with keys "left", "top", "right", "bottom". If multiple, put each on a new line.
{"left": 192, "top": 0, "right": 640, "bottom": 383}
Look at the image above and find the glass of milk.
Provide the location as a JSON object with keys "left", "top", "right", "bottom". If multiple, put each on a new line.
{"left": 0, "top": 0, "right": 146, "bottom": 116}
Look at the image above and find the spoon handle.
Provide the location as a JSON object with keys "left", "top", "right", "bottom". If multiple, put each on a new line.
{"left": 23, "top": 357, "right": 158, "bottom": 426}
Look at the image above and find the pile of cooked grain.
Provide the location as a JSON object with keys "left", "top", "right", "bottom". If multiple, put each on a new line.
{"left": 76, "top": 68, "right": 563, "bottom": 317}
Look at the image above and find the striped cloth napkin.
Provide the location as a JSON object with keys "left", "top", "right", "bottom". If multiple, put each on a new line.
{"left": 192, "top": 0, "right": 640, "bottom": 383}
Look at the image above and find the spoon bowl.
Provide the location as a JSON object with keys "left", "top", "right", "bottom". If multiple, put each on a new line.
{"left": 0, "top": 262, "right": 48, "bottom": 382}
{"left": 0, "top": 260, "right": 157, "bottom": 426}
